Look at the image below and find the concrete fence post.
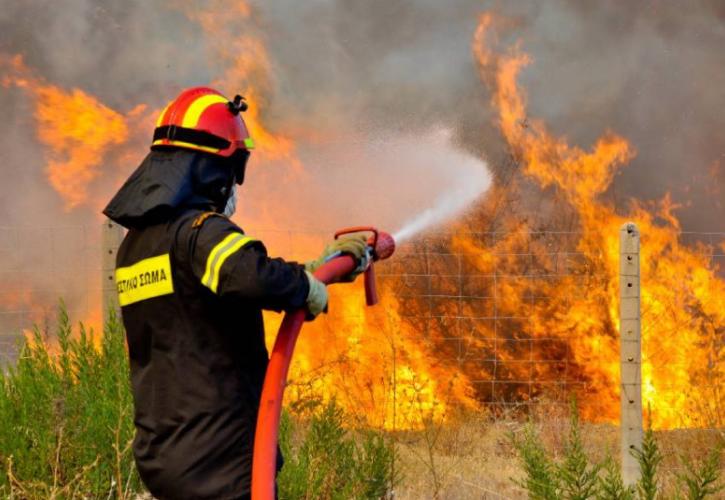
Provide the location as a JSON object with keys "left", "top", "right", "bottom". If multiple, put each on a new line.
{"left": 620, "top": 222, "right": 643, "bottom": 486}
{"left": 102, "top": 219, "right": 125, "bottom": 325}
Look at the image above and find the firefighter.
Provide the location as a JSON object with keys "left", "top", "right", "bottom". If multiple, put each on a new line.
{"left": 103, "top": 87, "right": 367, "bottom": 500}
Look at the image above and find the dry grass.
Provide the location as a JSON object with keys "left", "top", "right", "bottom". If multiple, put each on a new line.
{"left": 394, "top": 414, "right": 524, "bottom": 499}
{"left": 391, "top": 408, "right": 724, "bottom": 499}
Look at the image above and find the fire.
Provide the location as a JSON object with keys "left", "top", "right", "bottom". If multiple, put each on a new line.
{"left": 469, "top": 13, "right": 724, "bottom": 428}
{"left": 2, "top": 55, "right": 130, "bottom": 210}
{"left": 37, "top": 88, "right": 129, "bottom": 211}
{"left": 265, "top": 283, "right": 478, "bottom": 429}
{"left": 176, "top": 0, "right": 299, "bottom": 166}
{"left": 1, "top": 3, "right": 721, "bottom": 433}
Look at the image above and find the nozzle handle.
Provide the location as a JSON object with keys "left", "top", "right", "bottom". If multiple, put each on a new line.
{"left": 335, "top": 226, "right": 379, "bottom": 256}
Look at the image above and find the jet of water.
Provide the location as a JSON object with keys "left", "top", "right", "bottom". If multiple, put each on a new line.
{"left": 393, "top": 156, "right": 491, "bottom": 243}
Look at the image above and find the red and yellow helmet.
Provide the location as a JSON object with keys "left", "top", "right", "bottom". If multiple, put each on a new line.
{"left": 151, "top": 87, "right": 255, "bottom": 157}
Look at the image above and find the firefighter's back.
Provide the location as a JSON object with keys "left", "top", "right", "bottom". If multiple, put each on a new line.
{"left": 116, "top": 210, "right": 267, "bottom": 500}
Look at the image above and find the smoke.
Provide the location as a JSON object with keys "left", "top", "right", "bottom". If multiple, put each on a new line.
{"left": 255, "top": 0, "right": 724, "bottom": 231}
{"left": 0, "top": 0, "right": 722, "bottom": 330}
{"left": 2, "top": 0, "right": 723, "bottom": 228}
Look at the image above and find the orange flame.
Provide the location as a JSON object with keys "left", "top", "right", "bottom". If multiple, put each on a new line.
{"left": 471, "top": 13, "right": 724, "bottom": 428}
{"left": 175, "top": 0, "right": 299, "bottom": 166}
{"left": 1, "top": 5, "right": 722, "bottom": 433}
{"left": 2, "top": 55, "right": 130, "bottom": 210}
{"left": 265, "top": 283, "right": 478, "bottom": 429}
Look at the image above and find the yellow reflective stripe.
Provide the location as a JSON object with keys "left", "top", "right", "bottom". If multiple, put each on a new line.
{"left": 116, "top": 254, "right": 174, "bottom": 306}
{"left": 243, "top": 137, "right": 255, "bottom": 150}
{"left": 181, "top": 94, "right": 229, "bottom": 128}
{"left": 202, "top": 233, "right": 256, "bottom": 293}
{"left": 202, "top": 233, "right": 238, "bottom": 287}
{"left": 152, "top": 139, "right": 221, "bottom": 154}
{"left": 155, "top": 101, "right": 173, "bottom": 127}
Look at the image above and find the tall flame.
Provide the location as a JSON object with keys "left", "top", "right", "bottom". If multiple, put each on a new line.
{"left": 0, "top": 5, "right": 722, "bottom": 432}
{"left": 470, "top": 13, "right": 724, "bottom": 428}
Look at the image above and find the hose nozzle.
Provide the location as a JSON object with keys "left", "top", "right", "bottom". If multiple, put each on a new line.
{"left": 334, "top": 227, "right": 396, "bottom": 306}
{"left": 334, "top": 226, "right": 396, "bottom": 262}
{"left": 371, "top": 231, "right": 395, "bottom": 261}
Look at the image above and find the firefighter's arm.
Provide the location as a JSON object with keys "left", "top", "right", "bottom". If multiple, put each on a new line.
{"left": 188, "top": 214, "right": 311, "bottom": 312}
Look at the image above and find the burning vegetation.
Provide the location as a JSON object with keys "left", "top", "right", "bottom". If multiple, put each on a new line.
{"left": 0, "top": 2, "right": 723, "bottom": 432}
{"left": 267, "top": 12, "right": 724, "bottom": 431}
{"left": 460, "top": 14, "right": 723, "bottom": 428}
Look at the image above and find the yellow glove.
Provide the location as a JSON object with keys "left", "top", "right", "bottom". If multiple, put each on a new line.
{"left": 305, "top": 271, "right": 328, "bottom": 319}
{"left": 305, "top": 234, "right": 369, "bottom": 282}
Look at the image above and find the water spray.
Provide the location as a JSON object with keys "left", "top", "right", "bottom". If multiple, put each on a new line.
{"left": 392, "top": 155, "right": 491, "bottom": 243}
{"left": 251, "top": 227, "right": 395, "bottom": 500}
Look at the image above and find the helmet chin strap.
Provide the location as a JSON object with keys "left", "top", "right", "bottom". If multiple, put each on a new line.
{"left": 223, "top": 185, "right": 238, "bottom": 217}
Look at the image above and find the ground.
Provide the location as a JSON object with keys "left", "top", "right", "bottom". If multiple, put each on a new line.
{"left": 392, "top": 410, "right": 723, "bottom": 499}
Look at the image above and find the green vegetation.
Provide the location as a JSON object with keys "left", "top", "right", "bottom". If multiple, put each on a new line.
{"left": 676, "top": 445, "right": 723, "bottom": 500}
{"left": 0, "top": 304, "right": 396, "bottom": 499}
{"left": 1, "top": 304, "right": 719, "bottom": 499}
{"left": 0, "top": 304, "right": 139, "bottom": 498}
{"left": 511, "top": 423, "right": 560, "bottom": 499}
{"left": 558, "top": 401, "right": 601, "bottom": 499}
{"left": 511, "top": 401, "right": 723, "bottom": 500}
{"left": 278, "top": 401, "right": 397, "bottom": 499}
{"left": 631, "top": 426, "right": 663, "bottom": 500}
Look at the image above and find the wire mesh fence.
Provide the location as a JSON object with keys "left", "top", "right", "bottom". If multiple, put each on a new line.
{"left": 0, "top": 225, "right": 102, "bottom": 363}
{"left": 252, "top": 226, "right": 725, "bottom": 439}
{"left": 379, "top": 229, "right": 724, "bottom": 423}
{"left": 381, "top": 233, "right": 588, "bottom": 402}
{"left": 0, "top": 224, "right": 722, "bottom": 431}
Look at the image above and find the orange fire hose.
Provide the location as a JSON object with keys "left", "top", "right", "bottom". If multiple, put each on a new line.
{"left": 251, "top": 228, "right": 395, "bottom": 500}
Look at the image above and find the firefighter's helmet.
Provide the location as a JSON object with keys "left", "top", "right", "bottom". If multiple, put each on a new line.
{"left": 151, "top": 87, "right": 255, "bottom": 158}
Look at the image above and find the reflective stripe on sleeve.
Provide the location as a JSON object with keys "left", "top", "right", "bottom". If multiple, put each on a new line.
{"left": 201, "top": 233, "right": 256, "bottom": 293}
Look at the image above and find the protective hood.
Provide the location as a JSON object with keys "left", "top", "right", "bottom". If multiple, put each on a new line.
{"left": 103, "top": 149, "right": 234, "bottom": 230}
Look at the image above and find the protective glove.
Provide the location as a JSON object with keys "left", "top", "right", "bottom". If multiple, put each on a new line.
{"left": 305, "top": 234, "right": 370, "bottom": 282}
{"left": 304, "top": 271, "right": 328, "bottom": 319}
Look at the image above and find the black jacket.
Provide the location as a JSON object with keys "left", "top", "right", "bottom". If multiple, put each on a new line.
{"left": 104, "top": 150, "right": 309, "bottom": 499}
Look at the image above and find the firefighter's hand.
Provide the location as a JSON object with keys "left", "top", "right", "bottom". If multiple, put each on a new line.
{"left": 305, "top": 271, "right": 328, "bottom": 320}
{"left": 305, "top": 234, "right": 369, "bottom": 282}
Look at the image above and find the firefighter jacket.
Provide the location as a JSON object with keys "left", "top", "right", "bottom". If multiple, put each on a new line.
{"left": 104, "top": 150, "right": 309, "bottom": 499}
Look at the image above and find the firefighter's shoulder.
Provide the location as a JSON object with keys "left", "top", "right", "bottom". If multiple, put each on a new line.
{"left": 190, "top": 211, "right": 245, "bottom": 235}
{"left": 187, "top": 211, "right": 262, "bottom": 252}
{"left": 185, "top": 212, "right": 264, "bottom": 293}
{"left": 191, "top": 211, "right": 229, "bottom": 229}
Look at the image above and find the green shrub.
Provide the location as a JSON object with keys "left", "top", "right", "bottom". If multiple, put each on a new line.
{"left": 631, "top": 425, "right": 662, "bottom": 500}
{"left": 512, "top": 402, "right": 723, "bottom": 500}
{"left": 511, "top": 423, "right": 560, "bottom": 499}
{"left": 277, "top": 400, "right": 397, "bottom": 499}
{"left": 0, "top": 303, "right": 140, "bottom": 499}
{"left": 511, "top": 400, "right": 602, "bottom": 500}
{"left": 0, "top": 304, "right": 397, "bottom": 499}
{"left": 597, "top": 456, "right": 634, "bottom": 500}
{"left": 559, "top": 400, "right": 601, "bottom": 499}
{"left": 676, "top": 445, "right": 723, "bottom": 500}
